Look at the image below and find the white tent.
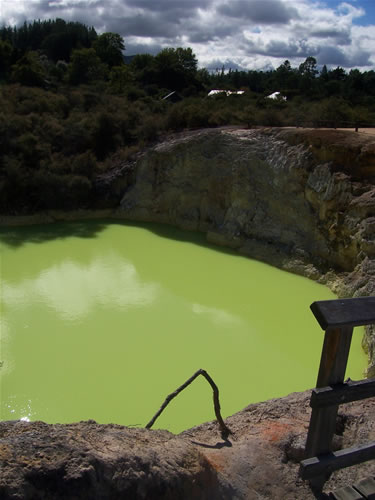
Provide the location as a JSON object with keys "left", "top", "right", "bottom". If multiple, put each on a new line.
{"left": 266, "top": 91, "right": 286, "bottom": 101}
{"left": 208, "top": 89, "right": 245, "bottom": 97}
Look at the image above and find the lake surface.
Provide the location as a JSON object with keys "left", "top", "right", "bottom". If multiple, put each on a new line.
{"left": 0, "top": 221, "right": 366, "bottom": 433}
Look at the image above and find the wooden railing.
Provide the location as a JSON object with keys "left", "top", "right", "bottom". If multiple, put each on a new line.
{"left": 295, "top": 120, "right": 375, "bottom": 131}
{"left": 299, "top": 296, "right": 375, "bottom": 490}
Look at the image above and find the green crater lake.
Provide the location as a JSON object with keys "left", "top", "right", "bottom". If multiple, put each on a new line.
{"left": 0, "top": 221, "right": 367, "bottom": 433}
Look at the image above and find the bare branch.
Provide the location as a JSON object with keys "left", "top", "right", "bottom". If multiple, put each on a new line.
{"left": 145, "top": 368, "right": 232, "bottom": 437}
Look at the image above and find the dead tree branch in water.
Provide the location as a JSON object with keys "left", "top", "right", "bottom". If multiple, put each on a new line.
{"left": 145, "top": 368, "right": 232, "bottom": 437}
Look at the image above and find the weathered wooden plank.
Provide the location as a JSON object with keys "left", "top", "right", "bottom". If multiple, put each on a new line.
{"left": 316, "top": 327, "right": 353, "bottom": 388}
{"left": 304, "top": 405, "right": 339, "bottom": 460}
{"left": 301, "top": 297, "right": 375, "bottom": 489}
{"left": 304, "top": 327, "right": 353, "bottom": 463}
{"left": 353, "top": 477, "right": 375, "bottom": 499}
{"left": 300, "top": 442, "right": 375, "bottom": 479}
{"left": 311, "top": 297, "right": 375, "bottom": 330}
{"left": 330, "top": 485, "right": 365, "bottom": 500}
{"left": 310, "top": 379, "right": 375, "bottom": 408}
{"left": 330, "top": 485, "right": 364, "bottom": 500}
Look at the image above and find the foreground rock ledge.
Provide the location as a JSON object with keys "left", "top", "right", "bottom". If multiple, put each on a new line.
{"left": 1, "top": 391, "right": 375, "bottom": 499}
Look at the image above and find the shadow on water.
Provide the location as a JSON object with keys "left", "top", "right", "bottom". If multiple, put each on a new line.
{"left": 0, "top": 220, "right": 110, "bottom": 248}
{"left": 0, "top": 218, "right": 241, "bottom": 260}
{"left": 121, "top": 220, "right": 243, "bottom": 260}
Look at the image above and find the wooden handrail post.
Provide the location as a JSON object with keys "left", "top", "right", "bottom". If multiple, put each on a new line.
{"left": 305, "top": 326, "right": 353, "bottom": 455}
{"left": 304, "top": 324, "right": 353, "bottom": 489}
{"left": 300, "top": 297, "right": 375, "bottom": 491}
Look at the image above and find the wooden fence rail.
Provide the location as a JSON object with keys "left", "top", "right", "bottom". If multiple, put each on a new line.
{"left": 299, "top": 297, "right": 375, "bottom": 490}
{"left": 295, "top": 120, "right": 375, "bottom": 131}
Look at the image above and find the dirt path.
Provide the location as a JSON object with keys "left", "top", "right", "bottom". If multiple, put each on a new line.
{"left": 336, "top": 128, "right": 375, "bottom": 136}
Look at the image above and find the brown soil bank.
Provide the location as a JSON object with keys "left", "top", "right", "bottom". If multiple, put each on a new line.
{"left": 1, "top": 391, "right": 375, "bottom": 499}
{"left": 1, "top": 127, "right": 375, "bottom": 499}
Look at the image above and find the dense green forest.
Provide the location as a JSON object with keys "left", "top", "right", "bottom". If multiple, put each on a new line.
{"left": 1, "top": 19, "right": 375, "bottom": 214}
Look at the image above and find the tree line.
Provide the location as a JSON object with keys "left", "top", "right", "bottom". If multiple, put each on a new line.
{"left": 1, "top": 18, "right": 375, "bottom": 105}
{"left": 0, "top": 19, "right": 200, "bottom": 92}
{"left": 0, "top": 19, "right": 375, "bottom": 215}
{"left": 209, "top": 58, "right": 375, "bottom": 109}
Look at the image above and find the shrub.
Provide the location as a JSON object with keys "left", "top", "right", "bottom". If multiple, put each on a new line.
{"left": 11, "top": 52, "right": 46, "bottom": 87}
{"left": 71, "top": 151, "right": 98, "bottom": 177}
{"left": 61, "top": 113, "right": 95, "bottom": 155}
{"left": 126, "top": 86, "right": 147, "bottom": 101}
{"left": 68, "top": 48, "right": 108, "bottom": 84}
{"left": 16, "top": 132, "right": 46, "bottom": 169}
{"left": 137, "top": 114, "right": 165, "bottom": 142}
{"left": 67, "top": 175, "right": 92, "bottom": 204}
{"left": 92, "top": 112, "right": 121, "bottom": 160}
{"left": 256, "top": 109, "right": 285, "bottom": 127}
{"left": 166, "top": 103, "right": 188, "bottom": 131}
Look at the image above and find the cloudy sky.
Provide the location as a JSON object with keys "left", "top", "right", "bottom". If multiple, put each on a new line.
{"left": 1, "top": 0, "right": 375, "bottom": 71}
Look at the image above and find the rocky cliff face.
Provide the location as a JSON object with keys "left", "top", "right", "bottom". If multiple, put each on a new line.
{"left": 118, "top": 128, "right": 375, "bottom": 280}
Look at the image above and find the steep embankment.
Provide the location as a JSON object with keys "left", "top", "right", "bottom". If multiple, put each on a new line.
{"left": 116, "top": 128, "right": 375, "bottom": 280}
{"left": 2, "top": 127, "right": 375, "bottom": 499}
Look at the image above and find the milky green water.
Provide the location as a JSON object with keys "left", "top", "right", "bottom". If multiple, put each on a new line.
{"left": 0, "top": 221, "right": 367, "bottom": 433}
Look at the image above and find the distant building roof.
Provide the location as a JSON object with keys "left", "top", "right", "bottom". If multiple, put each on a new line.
{"left": 162, "top": 91, "right": 182, "bottom": 102}
{"left": 266, "top": 91, "right": 286, "bottom": 101}
{"left": 208, "top": 89, "right": 245, "bottom": 97}
{"left": 162, "top": 91, "right": 175, "bottom": 100}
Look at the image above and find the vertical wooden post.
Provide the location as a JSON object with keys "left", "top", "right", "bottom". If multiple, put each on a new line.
{"left": 304, "top": 326, "right": 353, "bottom": 488}
{"left": 301, "top": 297, "right": 375, "bottom": 488}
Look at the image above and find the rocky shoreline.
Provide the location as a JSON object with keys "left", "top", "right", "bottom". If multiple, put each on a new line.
{"left": 1, "top": 127, "right": 375, "bottom": 498}
{"left": 2, "top": 391, "right": 375, "bottom": 499}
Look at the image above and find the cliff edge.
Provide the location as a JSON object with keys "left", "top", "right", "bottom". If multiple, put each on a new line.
{"left": 2, "top": 391, "right": 375, "bottom": 499}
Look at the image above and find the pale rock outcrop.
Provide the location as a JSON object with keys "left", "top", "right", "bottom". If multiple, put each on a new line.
{"left": 118, "top": 128, "right": 375, "bottom": 292}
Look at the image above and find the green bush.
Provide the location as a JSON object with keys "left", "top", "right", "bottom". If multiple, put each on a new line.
{"left": 166, "top": 103, "right": 188, "bottom": 131}
{"left": 92, "top": 112, "right": 121, "bottom": 160}
{"left": 137, "top": 114, "right": 165, "bottom": 142}
{"left": 68, "top": 48, "right": 108, "bottom": 85}
{"left": 126, "top": 86, "right": 147, "bottom": 101}
{"left": 71, "top": 151, "right": 98, "bottom": 177}
{"left": 61, "top": 113, "right": 95, "bottom": 155}
{"left": 16, "top": 132, "right": 46, "bottom": 169}
{"left": 11, "top": 52, "right": 46, "bottom": 87}
{"left": 67, "top": 175, "right": 92, "bottom": 203}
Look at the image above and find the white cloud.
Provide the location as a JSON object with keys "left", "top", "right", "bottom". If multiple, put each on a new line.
{"left": 0, "top": 0, "right": 30, "bottom": 26}
{"left": 3, "top": 255, "right": 159, "bottom": 321}
{"left": 192, "top": 303, "right": 244, "bottom": 327}
{"left": 337, "top": 1, "right": 365, "bottom": 18}
{"left": 0, "top": 0, "right": 374, "bottom": 70}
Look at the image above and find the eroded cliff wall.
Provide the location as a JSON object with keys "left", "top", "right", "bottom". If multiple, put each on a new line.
{"left": 118, "top": 128, "right": 375, "bottom": 294}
